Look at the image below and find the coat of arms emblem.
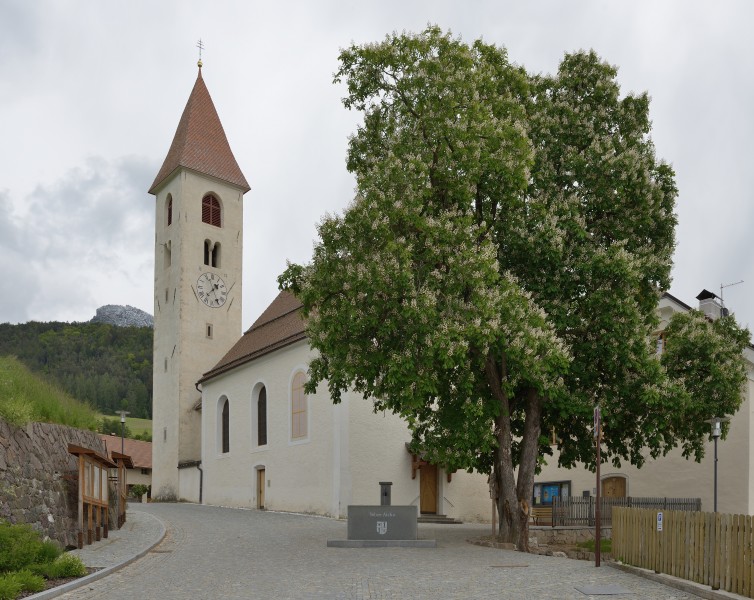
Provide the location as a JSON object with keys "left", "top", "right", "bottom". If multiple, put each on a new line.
{"left": 376, "top": 521, "right": 388, "bottom": 535}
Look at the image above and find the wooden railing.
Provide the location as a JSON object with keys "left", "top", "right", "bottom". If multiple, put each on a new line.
{"left": 551, "top": 496, "right": 701, "bottom": 527}
{"left": 613, "top": 507, "right": 754, "bottom": 598}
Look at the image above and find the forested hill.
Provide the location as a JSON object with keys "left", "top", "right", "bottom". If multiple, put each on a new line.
{"left": 0, "top": 321, "right": 153, "bottom": 419}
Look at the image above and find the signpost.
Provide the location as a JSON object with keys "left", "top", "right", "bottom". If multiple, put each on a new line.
{"left": 594, "top": 405, "right": 601, "bottom": 568}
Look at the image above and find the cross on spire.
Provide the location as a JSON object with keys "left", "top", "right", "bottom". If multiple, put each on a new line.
{"left": 197, "top": 38, "right": 205, "bottom": 68}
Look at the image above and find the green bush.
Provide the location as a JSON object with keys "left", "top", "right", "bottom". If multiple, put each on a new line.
{"left": 130, "top": 484, "right": 149, "bottom": 498}
{"left": 46, "top": 554, "right": 87, "bottom": 578}
{"left": 12, "top": 570, "right": 45, "bottom": 593}
{"left": 0, "top": 522, "right": 44, "bottom": 572}
{"left": 36, "top": 539, "right": 62, "bottom": 564}
{"left": 0, "top": 574, "right": 22, "bottom": 600}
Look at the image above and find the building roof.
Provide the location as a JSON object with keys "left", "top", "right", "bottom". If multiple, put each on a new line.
{"left": 148, "top": 67, "right": 250, "bottom": 194}
{"left": 99, "top": 434, "right": 152, "bottom": 470}
{"left": 198, "top": 291, "right": 306, "bottom": 384}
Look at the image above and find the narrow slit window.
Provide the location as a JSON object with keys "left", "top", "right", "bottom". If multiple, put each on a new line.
{"left": 166, "top": 195, "right": 173, "bottom": 226}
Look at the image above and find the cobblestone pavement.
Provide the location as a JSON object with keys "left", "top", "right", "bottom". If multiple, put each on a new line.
{"left": 57, "top": 503, "right": 709, "bottom": 600}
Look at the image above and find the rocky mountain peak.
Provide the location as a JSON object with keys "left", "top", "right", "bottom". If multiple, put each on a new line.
{"left": 90, "top": 305, "right": 154, "bottom": 328}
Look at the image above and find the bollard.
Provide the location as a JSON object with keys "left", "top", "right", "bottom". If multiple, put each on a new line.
{"left": 379, "top": 481, "right": 393, "bottom": 506}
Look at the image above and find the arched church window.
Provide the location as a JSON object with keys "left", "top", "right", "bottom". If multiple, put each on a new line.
{"left": 166, "top": 194, "right": 173, "bottom": 226}
{"left": 219, "top": 397, "right": 230, "bottom": 454}
{"left": 258, "top": 387, "right": 267, "bottom": 446}
{"left": 202, "top": 194, "right": 221, "bottom": 227}
{"left": 291, "top": 372, "right": 307, "bottom": 440}
{"left": 204, "top": 240, "right": 211, "bottom": 266}
{"left": 212, "top": 243, "right": 221, "bottom": 268}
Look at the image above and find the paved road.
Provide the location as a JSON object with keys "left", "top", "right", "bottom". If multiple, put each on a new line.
{"left": 60, "top": 503, "right": 705, "bottom": 599}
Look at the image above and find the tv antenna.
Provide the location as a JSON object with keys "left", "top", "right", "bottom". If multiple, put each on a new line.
{"left": 720, "top": 279, "right": 744, "bottom": 313}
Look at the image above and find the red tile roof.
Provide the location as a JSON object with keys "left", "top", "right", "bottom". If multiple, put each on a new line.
{"left": 198, "top": 291, "right": 306, "bottom": 384}
{"left": 149, "top": 67, "right": 250, "bottom": 194}
{"left": 99, "top": 435, "right": 152, "bottom": 469}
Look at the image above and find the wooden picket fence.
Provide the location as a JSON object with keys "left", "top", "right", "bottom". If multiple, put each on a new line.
{"left": 552, "top": 496, "right": 700, "bottom": 526}
{"left": 613, "top": 507, "right": 754, "bottom": 597}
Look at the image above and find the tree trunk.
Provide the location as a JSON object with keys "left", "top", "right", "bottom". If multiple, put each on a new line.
{"left": 486, "top": 351, "right": 544, "bottom": 552}
{"left": 485, "top": 353, "right": 521, "bottom": 547}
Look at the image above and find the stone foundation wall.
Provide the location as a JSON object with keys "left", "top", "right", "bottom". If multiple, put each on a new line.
{"left": 0, "top": 418, "right": 109, "bottom": 548}
{"left": 529, "top": 525, "right": 612, "bottom": 548}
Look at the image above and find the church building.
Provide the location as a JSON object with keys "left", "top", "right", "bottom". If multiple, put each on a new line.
{"left": 149, "top": 63, "right": 754, "bottom": 522}
{"left": 148, "top": 62, "right": 491, "bottom": 521}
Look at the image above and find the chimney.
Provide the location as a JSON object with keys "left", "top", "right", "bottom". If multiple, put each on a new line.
{"left": 696, "top": 289, "right": 725, "bottom": 320}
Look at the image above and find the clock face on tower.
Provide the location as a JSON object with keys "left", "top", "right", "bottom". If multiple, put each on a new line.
{"left": 196, "top": 273, "right": 228, "bottom": 308}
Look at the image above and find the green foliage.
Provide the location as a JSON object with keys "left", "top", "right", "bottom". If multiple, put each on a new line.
{"left": 35, "top": 540, "right": 62, "bottom": 565}
{"left": 281, "top": 26, "right": 750, "bottom": 546}
{"left": 0, "top": 521, "right": 51, "bottom": 573}
{"left": 130, "top": 484, "right": 149, "bottom": 498}
{"left": 661, "top": 311, "right": 750, "bottom": 461}
{"left": 0, "top": 357, "right": 99, "bottom": 429}
{"left": 0, "top": 575, "right": 22, "bottom": 600}
{"left": 100, "top": 417, "right": 132, "bottom": 438}
{"left": 0, "top": 522, "right": 85, "bottom": 598}
{"left": 44, "top": 554, "right": 87, "bottom": 578}
{"left": 0, "top": 321, "right": 153, "bottom": 419}
{"left": 577, "top": 538, "right": 612, "bottom": 552}
{"left": 11, "top": 570, "right": 45, "bottom": 594}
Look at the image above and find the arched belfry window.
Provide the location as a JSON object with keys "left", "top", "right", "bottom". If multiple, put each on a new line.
{"left": 166, "top": 194, "right": 173, "bottom": 227}
{"left": 203, "top": 240, "right": 222, "bottom": 268}
{"left": 202, "top": 194, "right": 221, "bottom": 227}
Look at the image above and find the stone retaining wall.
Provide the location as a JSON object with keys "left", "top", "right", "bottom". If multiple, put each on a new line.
{"left": 0, "top": 418, "right": 109, "bottom": 548}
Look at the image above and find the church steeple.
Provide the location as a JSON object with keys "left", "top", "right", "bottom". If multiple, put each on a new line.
{"left": 149, "top": 67, "right": 250, "bottom": 194}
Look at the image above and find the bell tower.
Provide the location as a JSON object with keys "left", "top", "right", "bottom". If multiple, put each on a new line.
{"left": 149, "top": 62, "right": 249, "bottom": 501}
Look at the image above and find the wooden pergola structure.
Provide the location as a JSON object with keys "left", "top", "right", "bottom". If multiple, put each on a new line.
{"left": 68, "top": 444, "right": 117, "bottom": 549}
{"left": 111, "top": 451, "right": 133, "bottom": 528}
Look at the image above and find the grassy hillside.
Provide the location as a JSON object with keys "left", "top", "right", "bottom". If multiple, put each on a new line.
{"left": 98, "top": 414, "right": 152, "bottom": 439}
{"left": 0, "top": 356, "right": 99, "bottom": 429}
{"left": 0, "top": 321, "right": 152, "bottom": 418}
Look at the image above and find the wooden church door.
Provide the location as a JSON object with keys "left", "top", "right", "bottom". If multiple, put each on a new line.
{"left": 420, "top": 464, "right": 438, "bottom": 514}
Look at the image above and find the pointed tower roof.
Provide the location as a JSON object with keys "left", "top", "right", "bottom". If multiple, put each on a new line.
{"left": 149, "top": 67, "right": 250, "bottom": 194}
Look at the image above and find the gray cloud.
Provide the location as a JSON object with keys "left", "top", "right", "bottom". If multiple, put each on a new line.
{"left": 0, "top": 157, "right": 155, "bottom": 323}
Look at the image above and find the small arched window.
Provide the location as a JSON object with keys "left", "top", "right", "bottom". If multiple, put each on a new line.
{"left": 204, "top": 240, "right": 211, "bottom": 266}
{"left": 166, "top": 194, "right": 173, "bottom": 226}
{"left": 257, "top": 387, "right": 267, "bottom": 446}
{"left": 291, "top": 372, "right": 307, "bottom": 440}
{"left": 212, "top": 243, "right": 221, "bottom": 268}
{"left": 202, "top": 194, "right": 221, "bottom": 227}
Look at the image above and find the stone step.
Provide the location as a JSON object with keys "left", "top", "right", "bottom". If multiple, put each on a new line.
{"left": 417, "top": 514, "right": 463, "bottom": 524}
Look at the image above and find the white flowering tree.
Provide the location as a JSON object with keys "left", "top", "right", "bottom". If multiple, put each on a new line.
{"left": 279, "top": 27, "right": 749, "bottom": 550}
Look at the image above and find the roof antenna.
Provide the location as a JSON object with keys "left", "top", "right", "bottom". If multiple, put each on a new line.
{"left": 197, "top": 38, "right": 205, "bottom": 69}
{"left": 720, "top": 280, "right": 744, "bottom": 316}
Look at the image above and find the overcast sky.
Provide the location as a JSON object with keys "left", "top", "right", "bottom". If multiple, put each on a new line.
{"left": 1, "top": 1, "right": 752, "bottom": 333}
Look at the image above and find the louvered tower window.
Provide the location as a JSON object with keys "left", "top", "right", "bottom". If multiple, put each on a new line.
{"left": 166, "top": 195, "right": 173, "bottom": 226}
{"left": 202, "top": 194, "right": 221, "bottom": 227}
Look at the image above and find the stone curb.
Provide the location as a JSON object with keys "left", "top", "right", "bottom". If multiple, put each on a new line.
{"left": 609, "top": 562, "right": 744, "bottom": 600}
{"left": 26, "top": 511, "right": 167, "bottom": 600}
